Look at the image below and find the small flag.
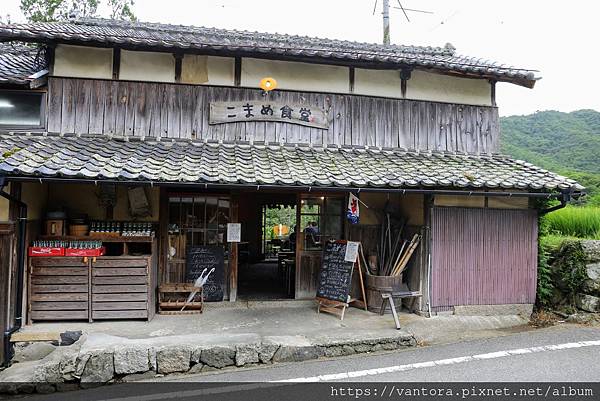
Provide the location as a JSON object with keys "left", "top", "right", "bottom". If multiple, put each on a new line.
{"left": 346, "top": 193, "right": 360, "bottom": 224}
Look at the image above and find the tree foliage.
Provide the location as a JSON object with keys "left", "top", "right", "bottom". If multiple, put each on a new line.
{"left": 107, "top": 0, "right": 136, "bottom": 21}
{"left": 20, "top": 0, "right": 135, "bottom": 22}
{"left": 500, "top": 109, "right": 600, "bottom": 203}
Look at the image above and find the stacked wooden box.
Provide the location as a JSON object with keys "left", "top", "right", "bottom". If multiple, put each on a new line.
{"left": 29, "top": 256, "right": 154, "bottom": 323}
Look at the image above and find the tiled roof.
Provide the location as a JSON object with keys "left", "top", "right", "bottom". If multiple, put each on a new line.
{"left": 0, "top": 18, "right": 539, "bottom": 88}
{"left": 0, "top": 43, "right": 45, "bottom": 86}
{"left": 0, "top": 134, "right": 582, "bottom": 193}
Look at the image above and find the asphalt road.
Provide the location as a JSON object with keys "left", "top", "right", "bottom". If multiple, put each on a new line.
{"left": 21, "top": 324, "right": 600, "bottom": 401}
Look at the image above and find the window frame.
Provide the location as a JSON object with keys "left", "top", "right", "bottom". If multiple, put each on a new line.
{"left": 299, "top": 194, "right": 345, "bottom": 250}
{"left": 0, "top": 90, "right": 46, "bottom": 132}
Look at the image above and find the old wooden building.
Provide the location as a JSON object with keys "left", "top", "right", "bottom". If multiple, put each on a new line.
{"left": 0, "top": 18, "right": 583, "bottom": 364}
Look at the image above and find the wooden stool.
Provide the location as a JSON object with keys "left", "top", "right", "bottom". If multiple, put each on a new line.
{"left": 379, "top": 290, "right": 422, "bottom": 329}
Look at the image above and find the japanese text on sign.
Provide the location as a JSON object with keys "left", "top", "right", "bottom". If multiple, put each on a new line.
{"left": 210, "top": 101, "right": 329, "bottom": 129}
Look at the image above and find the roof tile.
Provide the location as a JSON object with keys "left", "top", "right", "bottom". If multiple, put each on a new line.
{"left": 0, "top": 18, "right": 539, "bottom": 87}
{"left": 0, "top": 43, "right": 46, "bottom": 86}
{"left": 0, "top": 133, "right": 582, "bottom": 194}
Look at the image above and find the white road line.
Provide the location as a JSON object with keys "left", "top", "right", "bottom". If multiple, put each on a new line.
{"left": 104, "top": 340, "right": 600, "bottom": 400}
{"left": 277, "top": 340, "right": 600, "bottom": 382}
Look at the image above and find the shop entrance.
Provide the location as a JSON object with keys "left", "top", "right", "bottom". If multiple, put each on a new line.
{"left": 238, "top": 203, "right": 296, "bottom": 300}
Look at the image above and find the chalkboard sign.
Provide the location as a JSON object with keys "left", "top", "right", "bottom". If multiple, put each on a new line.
{"left": 186, "top": 246, "right": 224, "bottom": 302}
{"left": 316, "top": 241, "right": 355, "bottom": 303}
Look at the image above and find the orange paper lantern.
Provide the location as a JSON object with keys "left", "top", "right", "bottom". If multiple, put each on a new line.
{"left": 259, "top": 77, "right": 277, "bottom": 92}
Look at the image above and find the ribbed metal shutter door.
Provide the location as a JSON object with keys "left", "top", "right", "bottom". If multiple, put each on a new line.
{"left": 431, "top": 207, "right": 538, "bottom": 311}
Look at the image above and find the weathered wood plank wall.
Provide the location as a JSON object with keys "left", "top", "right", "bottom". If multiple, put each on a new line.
{"left": 47, "top": 77, "right": 500, "bottom": 154}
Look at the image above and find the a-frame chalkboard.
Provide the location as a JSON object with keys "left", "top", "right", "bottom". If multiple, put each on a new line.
{"left": 316, "top": 241, "right": 355, "bottom": 302}
{"left": 316, "top": 240, "right": 367, "bottom": 319}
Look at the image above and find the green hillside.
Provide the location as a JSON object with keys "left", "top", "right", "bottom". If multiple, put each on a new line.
{"left": 500, "top": 109, "right": 600, "bottom": 204}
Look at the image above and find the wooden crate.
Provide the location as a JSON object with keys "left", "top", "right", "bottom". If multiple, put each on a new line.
{"left": 159, "top": 283, "right": 203, "bottom": 314}
{"left": 29, "top": 257, "right": 90, "bottom": 322}
{"left": 91, "top": 257, "right": 150, "bottom": 320}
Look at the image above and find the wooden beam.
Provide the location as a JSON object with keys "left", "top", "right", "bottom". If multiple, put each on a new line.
{"left": 10, "top": 332, "right": 60, "bottom": 343}
{"left": 234, "top": 57, "right": 242, "bottom": 87}
{"left": 0, "top": 222, "right": 15, "bottom": 234}
{"left": 490, "top": 80, "right": 497, "bottom": 107}
{"left": 112, "top": 48, "right": 121, "bottom": 80}
{"left": 349, "top": 67, "right": 355, "bottom": 93}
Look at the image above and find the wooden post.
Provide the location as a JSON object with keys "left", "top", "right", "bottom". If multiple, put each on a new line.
{"left": 490, "top": 80, "right": 497, "bottom": 107}
{"left": 174, "top": 53, "right": 183, "bottom": 83}
{"left": 88, "top": 257, "right": 93, "bottom": 323}
{"left": 158, "top": 187, "right": 168, "bottom": 286}
{"left": 234, "top": 57, "right": 242, "bottom": 87}
{"left": 294, "top": 193, "right": 302, "bottom": 299}
{"left": 400, "top": 68, "right": 412, "bottom": 99}
{"left": 112, "top": 48, "right": 121, "bottom": 80}
{"left": 229, "top": 195, "right": 239, "bottom": 302}
{"left": 356, "top": 258, "right": 368, "bottom": 311}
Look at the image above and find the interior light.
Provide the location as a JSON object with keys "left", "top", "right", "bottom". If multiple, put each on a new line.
{"left": 320, "top": 196, "right": 325, "bottom": 200}
{"left": 0, "top": 100, "right": 14, "bottom": 108}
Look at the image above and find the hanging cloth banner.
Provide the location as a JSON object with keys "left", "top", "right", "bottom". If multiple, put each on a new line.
{"left": 347, "top": 193, "right": 360, "bottom": 224}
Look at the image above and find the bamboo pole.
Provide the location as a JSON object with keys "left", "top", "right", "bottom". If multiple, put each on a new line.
{"left": 391, "top": 234, "right": 420, "bottom": 276}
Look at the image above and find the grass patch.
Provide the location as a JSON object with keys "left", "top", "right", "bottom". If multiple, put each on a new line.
{"left": 545, "top": 206, "right": 600, "bottom": 239}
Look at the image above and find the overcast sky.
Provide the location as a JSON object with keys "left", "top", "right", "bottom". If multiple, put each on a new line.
{"left": 3, "top": 0, "right": 598, "bottom": 116}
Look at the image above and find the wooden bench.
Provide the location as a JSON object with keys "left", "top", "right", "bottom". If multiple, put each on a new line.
{"left": 380, "top": 290, "right": 422, "bottom": 329}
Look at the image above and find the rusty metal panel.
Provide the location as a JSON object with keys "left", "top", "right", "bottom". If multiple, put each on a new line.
{"left": 431, "top": 207, "right": 538, "bottom": 310}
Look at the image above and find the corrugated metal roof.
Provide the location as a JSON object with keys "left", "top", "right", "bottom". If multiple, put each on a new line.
{"left": 0, "top": 133, "right": 581, "bottom": 193}
{"left": 0, "top": 18, "right": 539, "bottom": 88}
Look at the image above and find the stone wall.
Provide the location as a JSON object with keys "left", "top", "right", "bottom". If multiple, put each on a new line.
{"left": 576, "top": 240, "right": 600, "bottom": 312}
{"left": 549, "top": 239, "right": 600, "bottom": 313}
{"left": 0, "top": 332, "right": 416, "bottom": 395}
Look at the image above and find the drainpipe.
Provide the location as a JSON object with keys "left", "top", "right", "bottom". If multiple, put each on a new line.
{"left": 0, "top": 177, "right": 27, "bottom": 367}
{"left": 539, "top": 190, "right": 572, "bottom": 215}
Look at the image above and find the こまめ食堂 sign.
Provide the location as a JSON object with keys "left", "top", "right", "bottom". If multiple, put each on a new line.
{"left": 209, "top": 101, "right": 329, "bottom": 129}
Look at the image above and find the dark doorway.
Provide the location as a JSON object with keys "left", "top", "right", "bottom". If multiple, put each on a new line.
{"left": 238, "top": 203, "right": 296, "bottom": 300}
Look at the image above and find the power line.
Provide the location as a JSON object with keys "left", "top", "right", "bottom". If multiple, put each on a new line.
{"left": 371, "top": 0, "right": 433, "bottom": 44}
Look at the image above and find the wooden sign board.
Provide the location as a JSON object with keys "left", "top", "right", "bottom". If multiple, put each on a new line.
{"left": 209, "top": 101, "right": 329, "bottom": 129}
{"left": 316, "top": 240, "right": 368, "bottom": 320}
{"left": 316, "top": 241, "right": 355, "bottom": 303}
{"left": 186, "top": 246, "right": 224, "bottom": 302}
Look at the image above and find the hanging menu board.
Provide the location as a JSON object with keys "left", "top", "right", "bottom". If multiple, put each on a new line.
{"left": 186, "top": 246, "right": 224, "bottom": 302}
{"left": 316, "top": 241, "right": 355, "bottom": 303}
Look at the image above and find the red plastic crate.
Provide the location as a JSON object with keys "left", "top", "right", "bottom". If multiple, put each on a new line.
{"left": 64, "top": 247, "right": 105, "bottom": 257}
{"left": 28, "top": 247, "right": 65, "bottom": 257}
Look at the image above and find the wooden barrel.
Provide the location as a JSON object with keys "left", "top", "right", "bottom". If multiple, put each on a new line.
{"left": 366, "top": 274, "right": 403, "bottom": 314}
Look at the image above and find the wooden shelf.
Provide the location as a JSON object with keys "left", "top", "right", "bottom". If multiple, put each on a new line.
{"left": 39, "top": 235, "right": 154, "bottom": 243}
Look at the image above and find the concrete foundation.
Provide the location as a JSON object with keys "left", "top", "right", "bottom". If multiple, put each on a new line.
{"left": 453, "top": 304, "right": 534, "bottom": 318}
{"left": 0, "top": 303, "right": 532, "bottom": 394}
